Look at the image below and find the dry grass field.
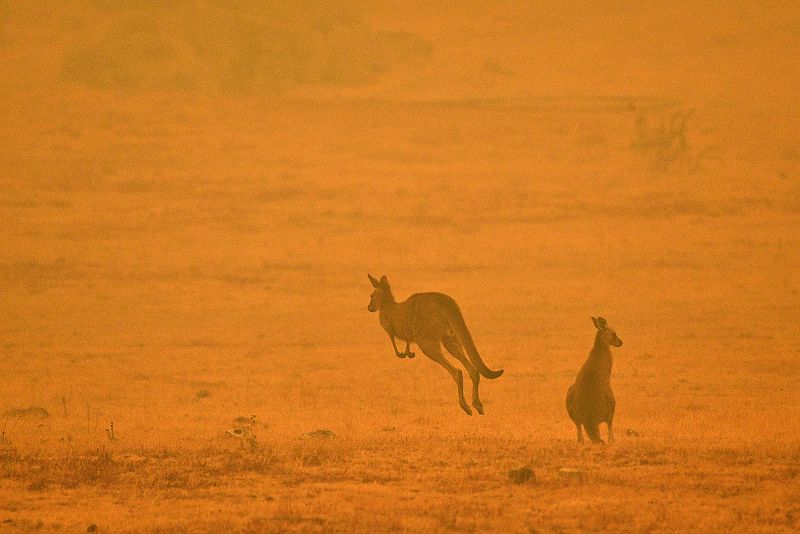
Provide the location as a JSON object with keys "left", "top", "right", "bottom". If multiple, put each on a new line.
{"left": 1, "top": 2, "right": 799, "bottom": 532}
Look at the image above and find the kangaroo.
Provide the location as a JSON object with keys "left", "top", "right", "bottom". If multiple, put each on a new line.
{"left": 566, "top": 316, "right": 623, "bottom": 443}
{"left": 367, "top": 274, "right": 503, "bottom": 415}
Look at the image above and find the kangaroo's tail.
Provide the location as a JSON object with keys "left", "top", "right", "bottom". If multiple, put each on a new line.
{"left": 445, "top": 300, "right": 503, "bottom": 379}
{"left": 566, "top": 385, "right": 578, "bottom": 423}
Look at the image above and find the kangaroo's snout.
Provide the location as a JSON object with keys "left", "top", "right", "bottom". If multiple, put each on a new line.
{"left": 368, "top": 290, "right": 380, "bottom": 312}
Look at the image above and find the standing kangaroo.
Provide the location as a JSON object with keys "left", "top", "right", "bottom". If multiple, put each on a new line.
{"left": 566, "top": 316, "right": 623, "bottom": 443}
{"left": 367, "top": 274, "right": 503, "bottom": 415}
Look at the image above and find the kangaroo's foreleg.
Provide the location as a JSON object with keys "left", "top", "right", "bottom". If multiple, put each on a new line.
{"left": 442, "top": 335, "right": 482, "bottom": 414}
{"left": 388, "top": 333, "right": 407, "bottom": 358}
{"left": 417, "top": 339, "right": 472, "bottom": 416}
{"left": 403, "top": 340, "right": 415, "bottom": 358}
{"left": 607, "top": 409, "right": 615, "bottom": 444}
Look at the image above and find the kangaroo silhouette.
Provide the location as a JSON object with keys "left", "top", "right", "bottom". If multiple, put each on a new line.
{"left": 566, "top": 316, "right": 622, "bottom": 443}
{"left": 367, "top": 274, "right": 503, "bottom": 415}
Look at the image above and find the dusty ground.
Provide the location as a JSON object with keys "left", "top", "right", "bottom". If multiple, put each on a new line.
{"left": 1, "top": 2, "right": 799, "bottom": 532}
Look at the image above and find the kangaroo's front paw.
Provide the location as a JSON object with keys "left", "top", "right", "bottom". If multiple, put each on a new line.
{"left": 405, "top": 351, "right": 416, "bottom": 359}
{"left": 396, "top": 352, "right": 406, "bottom": 358}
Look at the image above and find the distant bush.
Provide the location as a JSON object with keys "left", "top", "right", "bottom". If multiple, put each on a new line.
{"left": 632, "top": 106, "right": 719, "bottom": 173}
{"left": 632, "top": 108, "right": 693, "bottom": 172}
{"left": 61, "top": 1, "right": 432, "bottom": 92}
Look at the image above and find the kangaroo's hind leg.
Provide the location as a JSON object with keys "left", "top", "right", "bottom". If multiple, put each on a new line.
{"left": 417, "top": 338, "right": 472, "bottom": 416}
{"left": 606, "top": 389, "right": 616, "bottom": 443}
{"left": 442, "top": 335, "right": 483, "bottom": 415}
{"left": 584, "top": 421, "right": 604, "bottom": 444}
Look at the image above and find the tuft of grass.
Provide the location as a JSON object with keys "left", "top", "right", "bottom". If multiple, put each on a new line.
{"left": 290, "top": 438, "right": 347, "bottom": 468}
{"left": 4, "top": 405, "right": 49, "bottom": 418}
{"left": 62, "top": 448, "right": 120, "bottom": 486}
{"left": 26, "top": 478, "right": 47, "bottom": 491}
{"left": 218, "top": 446, "right": 279, "bottom": 475}
{"left": 508, "top": 466, "right": 535, "bottom": 484}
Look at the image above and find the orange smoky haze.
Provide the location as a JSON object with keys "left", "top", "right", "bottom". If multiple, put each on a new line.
{"left": 0, "top": 2, "right": 799, "bottom": 532}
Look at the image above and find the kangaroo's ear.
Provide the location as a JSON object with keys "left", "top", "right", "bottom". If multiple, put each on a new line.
{"left": 368, "top": 274, "right": 380, "bottom": 288}
{"left": 379, "top": 275, "right": 389, "bottom": 287}
{"left": 591, "top": 316, "right": 599, "bottom": 329}
{"left": 596, "top": 316, "right": 608, "bottom": 330}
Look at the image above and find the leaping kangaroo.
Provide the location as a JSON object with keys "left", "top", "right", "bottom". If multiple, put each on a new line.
{"left": 367, "top": 274, "right": 503, "bottom": 415}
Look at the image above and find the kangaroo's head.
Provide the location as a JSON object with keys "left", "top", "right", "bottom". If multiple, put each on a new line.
{"left": 367, "top": 274, "right": 391, "bottom": 312}
{"left": 592, "top": 316, "right": 623, "bottom": 347}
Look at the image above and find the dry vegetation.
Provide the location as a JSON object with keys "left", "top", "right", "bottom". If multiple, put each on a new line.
{"left": 1, "top": 1, "right": 800, "bottom": 532}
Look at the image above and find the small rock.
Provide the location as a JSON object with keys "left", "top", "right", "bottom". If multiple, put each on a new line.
{"left": 302, "top": 429, "right": 336, "bottom": 440}
{"left": 87, "top": 525, "right": 97, "bottom": 532}
{"left": 558, "top": 468, "right": 585, "bottom": 480}
{"left": 508, "top": 466, "right": 535, "bottom": 484}
{"left": 196, "top": 390, "right": 211, "bottom": 399}
{"left": 625, "top": 428, "right": 640, "bottom": 437}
